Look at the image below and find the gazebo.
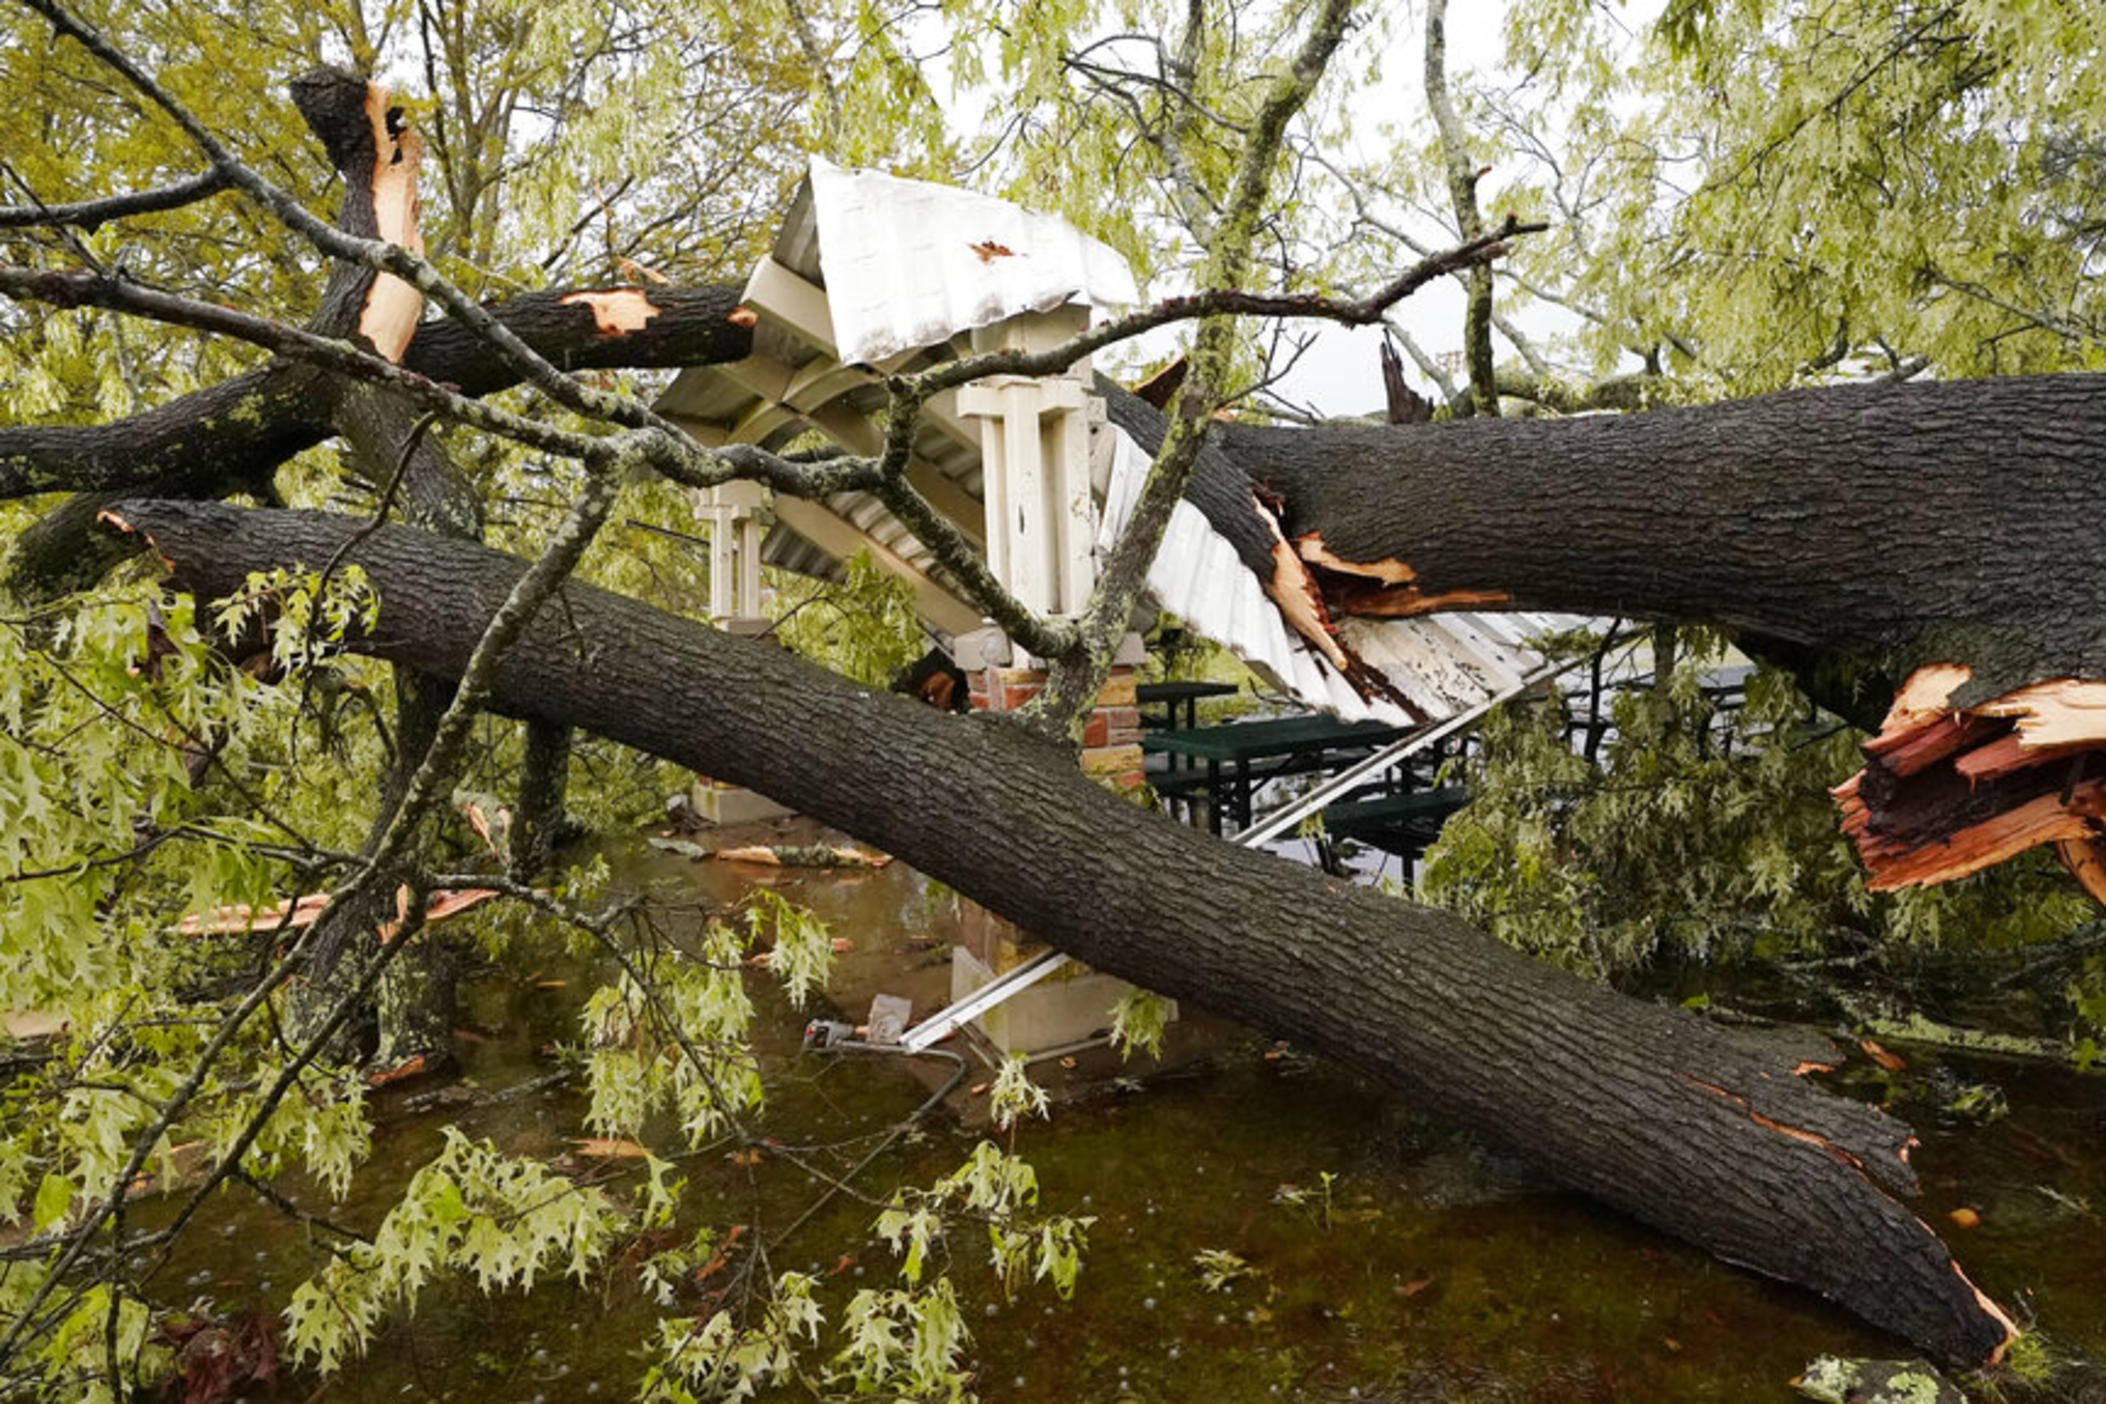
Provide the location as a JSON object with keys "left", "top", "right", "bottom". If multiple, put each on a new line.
{"left": 651, "top": 159, "right": 1584, "bottom": 1056}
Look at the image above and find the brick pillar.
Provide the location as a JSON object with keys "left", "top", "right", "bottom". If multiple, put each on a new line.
{"left": 954, "top": 649, "right": 1174, "bottom": 1055}
{"left": 968, "top": 664, "right": 1144, "bottom": 791}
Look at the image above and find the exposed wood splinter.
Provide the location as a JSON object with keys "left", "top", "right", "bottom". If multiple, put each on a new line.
{"left": 1259, "top": 538, "right": 1426, "bottom": 720}
{"left": 1839, "top": 665, "right": 2106, "bottom": 901}
{"left": 558, "top": 288, "right": 663, "bottom": 336}
{"left": 1686, "top": 1074, "right": 1884, "bottom": 1177}
{"left": 1295, "top": 532, "right": 1419, "bottom": 585}
{"left": 1292, "top": 532, "right": 1511, "bottom": 618}
{"left": 359, "top": 83, "right": 425, "bottom": 364}
{"left": 1935, "top": 1243, "right": 2020, "bottom": 1365}
{"left": 93, "top": 508, "right": 174, "bottom": 571}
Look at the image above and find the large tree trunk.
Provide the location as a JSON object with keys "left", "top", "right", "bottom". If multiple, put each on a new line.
{"left": 0, "top": 286, "right": 751, "bottom": 504}
{"left": 1117, "top": 375, "right": 2106, "bottom": 901}
{"left": 278, "top": 68, "right": 482, "bottom": 1066}
{"left": 99, "top": 498, "right": 2020, "bottom": 1366}
{"left": 1225, "top": 375, "right": 2106, "bottom": 688}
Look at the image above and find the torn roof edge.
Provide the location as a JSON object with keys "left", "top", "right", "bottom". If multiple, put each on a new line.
{"left": 804, "top": 157, "right": 1143, "bottom": 365}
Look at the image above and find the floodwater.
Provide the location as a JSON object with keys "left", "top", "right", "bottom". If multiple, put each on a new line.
{"left": 136, "top": 836, "right": 2106, "bottom": 1402}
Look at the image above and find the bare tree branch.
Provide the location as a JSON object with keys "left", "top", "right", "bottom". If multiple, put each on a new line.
{"left": 0, "top": 168, "right": 230, "bottom": 230}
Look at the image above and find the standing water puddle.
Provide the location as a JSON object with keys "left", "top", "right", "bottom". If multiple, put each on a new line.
{"left": 136, "top": 836, "right": 2106, "bottom": 1401}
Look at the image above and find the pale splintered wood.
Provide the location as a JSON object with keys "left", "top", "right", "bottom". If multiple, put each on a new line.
{"left": 1872, "top": 662, "right": 1972, "bottom": 739}
{"left": 359, "top": 83, "right": 425, "bottom": 364}
{"left": 556, "top": 289, "right": 663, "bottom": 336}
{"left": 1841, "top": 665, "right": 2106, "bottom": 898}
{"left": 1975, "top": 678, "right": 2106, "bottom": 749}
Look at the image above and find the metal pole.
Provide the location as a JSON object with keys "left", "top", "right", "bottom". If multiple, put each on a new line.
{"left": 1234, "top": 661, "right": 1574, "bottom": 850}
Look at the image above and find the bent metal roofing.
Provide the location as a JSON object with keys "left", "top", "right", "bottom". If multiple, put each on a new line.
{"left": 652, "top": 162, "right": 1583, "bottom": 725}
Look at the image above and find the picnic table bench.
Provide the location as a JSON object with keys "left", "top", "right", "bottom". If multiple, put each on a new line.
{"left": 1142, "top": 714, "right": 1414, "bottom": 834}
{"left": 1319, "top": 785, "right": 1471, "bottom": 853}
{"left": 1136, "top": 679, "right": 1240, "bottom": 732}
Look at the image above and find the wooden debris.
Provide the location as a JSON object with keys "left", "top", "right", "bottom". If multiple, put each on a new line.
{"left": 573, "top": 1137, "right": 652, "bottom": 1159}
{"left": 378, "top": 886, "right": 498, "bottom": 942}
{"left": 460, "top": 796, "right": 509, "bottom": 857}
{"left": 616, "top": 257, "right": 672, "bottom": 286}
{"left": 3, "top": 1010, "right": 72, "bottom": 1040}
{"left": 714, "top": 843, "right": 891, "bottom": 868}
{"left": 1130, "top": 356, "right": 1186, "bottom": 410}
{"left": 176, "top": 886, "right": 497, "bottom": 939}
{"left": 1859, "top": 1039, "right": 1907, "bottom": 1073}
{"left": 174, "top": 894, "right": 331, "bottom": 936}
{"left": 367, "top": 1054, "right": 435, "bottom": 1087}
{"left": 1837, "top": 664, "right": 2106, "bottom": 899}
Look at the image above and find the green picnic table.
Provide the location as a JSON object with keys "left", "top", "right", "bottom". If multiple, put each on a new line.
{"left": 1136, "top": 679, "right": 1240, "bottom": 731}
{"left": 1142, "top": 713, "right": 1413, "bottom": 834}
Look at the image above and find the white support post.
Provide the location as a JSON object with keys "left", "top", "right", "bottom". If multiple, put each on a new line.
{"left": 957, "top": 306, "right": 1098, "bottom": 651}
{"left": 699, "top": 479, "right": 769, "bottom": 624}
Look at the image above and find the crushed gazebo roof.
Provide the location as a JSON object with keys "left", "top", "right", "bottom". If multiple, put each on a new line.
{"left": 654, "top": 161, "right": 1584, "bottom": 723}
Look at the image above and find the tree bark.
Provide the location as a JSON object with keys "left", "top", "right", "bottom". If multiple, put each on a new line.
{"left": 0, "top": 286, "right": 750, "bottom": 505}
{"left": 98, "top": 498, "right": 2020, "bottom": 1366}
{"left": 1197, "top": 375, "right": 2106, "bottom": 895}
{"left": 279, "top": 69, "right": 481, "bottom": 1066}
{"left": 1218, "top": 375, "right": 2106, "bottom": 690}
{"left": 508, "top": 718, "right": 574, "bottom": 882}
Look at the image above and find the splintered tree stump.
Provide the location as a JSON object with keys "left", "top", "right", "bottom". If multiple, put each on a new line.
{"left": 99, "top": 500, "right": 2021, "bottom": 1366}
{"left": 1840, "top": 665, "right": 2106, "bottom": 899}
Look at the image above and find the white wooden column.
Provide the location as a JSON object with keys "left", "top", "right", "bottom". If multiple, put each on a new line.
{"left": 957, "top": 306, "right": 1098, "bottom": 639}
{"left": 699, "top": 479, "right": 769, "bottom": 625}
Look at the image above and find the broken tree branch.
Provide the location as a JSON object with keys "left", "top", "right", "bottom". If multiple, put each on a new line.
{"left": 0, "top": 168, "right": 231, "bottom": 230}
{"left": 1424, "top": 0, "right": 1499, "bottom": 417}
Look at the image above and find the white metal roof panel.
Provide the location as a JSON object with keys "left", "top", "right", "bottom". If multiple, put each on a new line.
{"left": 1098, "top": 426, "right": 1595, "bottom": 724}
{"left": 1098, "top": 427, "right": 1407, "bottom": 723}
{"left": 807, "top": 158, "right": 1141, "bottom": 366}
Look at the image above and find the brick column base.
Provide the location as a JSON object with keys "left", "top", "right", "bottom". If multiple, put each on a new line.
{"left": 969, "top": 664, "right": 1144, "bottom": 791}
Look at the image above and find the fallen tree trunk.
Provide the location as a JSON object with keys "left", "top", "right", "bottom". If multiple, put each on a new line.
{"left": 1112, "top": 376, "right": 2106, "bottom": 900}
{"left": 100, "top": 498, "right": 2019, "bottom": 1365}
{"left": 1226, "top": 375, "right": 2106, "bottom": 688}
{"left": 0, "top": 285, "right": 750, "bottom": 504}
